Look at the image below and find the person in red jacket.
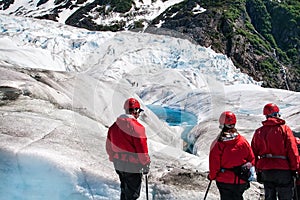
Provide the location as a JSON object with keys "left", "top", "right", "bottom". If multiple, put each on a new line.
{"left": 294, "top": 137, "right": 300, "bottom": 200}
{"left": 106, "top": 97, "right": 151, "bottom": 200}
{"left": 208, "top": 111, "right": 255, "bottom": 200}
{"left": 251, "top": 103, "right": 299, "bottom": 200}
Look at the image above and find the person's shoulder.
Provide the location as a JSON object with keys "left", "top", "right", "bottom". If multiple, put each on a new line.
{"left": 281, "top": 124, "right": 293, "bottom": 135}
{"left": 253, "top": 125, "right": 264, "bottom": 134}
{"left": 281, "top": 123, "right": 291, "bottom": 129}
{"left": 210, "top": 139, "right": 223, "bottom": 152}
{"left": 108, "top": 121, "right": 117, "bottom": 128}
{"left": 237, "top": 134, "right": 251, "bottom": 145}
{"left": 132, "top": 119, "right": 144, "bottom": 127}
{"left": 236, "top": 133, "right": 245, "bottom": 140}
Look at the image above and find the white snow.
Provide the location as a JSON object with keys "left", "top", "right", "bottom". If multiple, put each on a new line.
{"left": 0, "top": 0, "right": 95, "bottom": 23}
{"left": 1, "top": 0, "right": 187, "bottom": 30}
{"left": 91, "top": 0, "right": 185, "bottom": 30}
{"left": 0, "top": 14, "right": 299, "bottom": 200}
{"left": 192, "top": 4, "right": 206, "bottom": 15}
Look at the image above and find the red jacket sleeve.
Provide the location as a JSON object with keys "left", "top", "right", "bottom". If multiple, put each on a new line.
{"left": 105, "top": 123, "right": 115, "bottom": 162}
{"left": 131, "top": 120, "right": 151, "bottom": 166}
{"left": 242, "top": 136, "right": 255, "bottom": 166}
{"left": 284, "top": 125, "right": 299, "bottom": 170}
{"left": 209, "top": 141, "right": 222, "bottom": 180}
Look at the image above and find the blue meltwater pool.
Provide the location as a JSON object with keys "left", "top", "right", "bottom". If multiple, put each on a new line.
{"left": 147, "top": 105, "right": 197, "bottom": 153}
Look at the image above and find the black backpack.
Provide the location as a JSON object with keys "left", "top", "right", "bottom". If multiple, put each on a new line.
{"left": 231, "top": 165, "right": 251, "bottom": 182}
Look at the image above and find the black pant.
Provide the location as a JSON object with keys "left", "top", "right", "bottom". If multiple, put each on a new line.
{"left": 216, "top": 182, "right": 250, "bottom": 200}
{"left": 294, "top": 185, "right": 300, "bottom": 200}
{"left": 116, "top": 170, "right": 143, "bottom": 200}
{"left": 261, "top": 170, "right": 294, "bottom": 200}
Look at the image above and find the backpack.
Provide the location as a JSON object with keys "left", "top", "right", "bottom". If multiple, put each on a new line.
{"left": 231, "top": 164, "right": 251, "bottom": 182}
{"left": 222, "top": 162, "right": 252, "bottom": 182}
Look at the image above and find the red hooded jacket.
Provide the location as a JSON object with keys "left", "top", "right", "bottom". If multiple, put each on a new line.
{"left": 106, "top": 114, "right": 150, "bottom": 166}
{"left": 251, "top": 117, "right": 298, "bottom": 171}
{"left": 209, "top": 132, "right": 255, "bottom": 184}
{"left": 296, "top": 137, "right": 300, "bottom": 185}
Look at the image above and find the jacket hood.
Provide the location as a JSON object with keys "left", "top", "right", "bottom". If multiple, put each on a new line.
{"left": 262, "top": 117, "right": 286, "bottom": 126}
{"left": 117, "top": 114, "right": 135, "bottom": 120}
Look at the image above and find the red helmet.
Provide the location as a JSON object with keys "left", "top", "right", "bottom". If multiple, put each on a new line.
{"left": 263, "top": 103, "right": 279, "bottom": 116}
{"left": 219, "top": 111, "right": 236, "bottom": 125}
{"left": 124, "top": 98, "right": 141, "bottom": 111}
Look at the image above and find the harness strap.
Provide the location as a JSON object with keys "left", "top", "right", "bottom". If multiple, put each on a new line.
{"left": 221, "top": 168, "right": 233, "bottom": 172}
{"left": 260, "top": 154, "right": 287, "bottom": 159}
{"left": 220, "top": 168, "right": 240, "bottom": 184}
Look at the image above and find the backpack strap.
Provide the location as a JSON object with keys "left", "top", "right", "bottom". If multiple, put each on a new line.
{"left": 220, "top": 167, "right": 239, "bottom": 184}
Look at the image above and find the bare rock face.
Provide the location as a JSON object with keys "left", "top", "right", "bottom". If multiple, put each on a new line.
{"left": 0, "top": 0, "right": 14, "bottom": 10}
{"left": 0, "top": 86, "right": 22, "bottom": 101}
{"left": 148, "top": 0, "right": 300, "bottom": 92}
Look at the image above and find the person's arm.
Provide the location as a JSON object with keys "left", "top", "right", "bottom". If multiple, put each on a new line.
{"left": 105, "top": 125, "right": 115, "bottom": 162}
{"left": 131, "top": 121, "right": 151, "bottom": 166}
{"left": 251, "top": 132, "right": 260, "bottom": 168}
{"left": 244, "top": 138, "right": 255, "bottom": 166}
{"left": 208, "top": 142, "right": 222, "bottom": 180}
{"left": 134, "top": 137, "right": 150, "bottom": 165}
{"left": 284, "top": 125, "right": 299, "bottom": 170}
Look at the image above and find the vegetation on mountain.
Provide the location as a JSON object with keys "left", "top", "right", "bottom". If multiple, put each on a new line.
{"left": 1, "top": 0, "right": 299, "bottom": 91}
{"left": 105, "top": 0, "right": 134, "bottom": 13}
{"left": 65, "top": 0, "right": 300, "bottom": 91}
{"left": 150, "top": 0, "right": 300, "bottom": 91}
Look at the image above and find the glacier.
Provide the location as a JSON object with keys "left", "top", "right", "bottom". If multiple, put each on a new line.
{"left": 0, "top": 14, "right": 299, "bottom": 199}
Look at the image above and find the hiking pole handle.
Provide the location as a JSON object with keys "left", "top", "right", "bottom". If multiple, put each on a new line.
{"left": 203, "top": 180, "right": 212, "bottom": 200}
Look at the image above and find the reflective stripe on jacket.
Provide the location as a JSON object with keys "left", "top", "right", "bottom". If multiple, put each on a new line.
{"left": 251, "top": 117, "right": 298, "bottom": 171}
{"left": 106, "top": 114, "right": 150, "bottom": 166}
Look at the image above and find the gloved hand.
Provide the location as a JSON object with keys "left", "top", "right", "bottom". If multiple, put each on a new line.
{"left": 142, "top": 164, "right": 150, "bottom": 175}
{"left": 256, "top": 171, "right": 263, "bottom": 183}
{"left": 291, "top": 170, "right": 298, "bottom": 179}
{"left": 248, "top": 166, "right": 257, "bottom": 182}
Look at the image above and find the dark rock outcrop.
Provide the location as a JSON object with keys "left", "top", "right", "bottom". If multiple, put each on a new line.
{"left": 149, "top": 0, "right": 300, "bottom": 91}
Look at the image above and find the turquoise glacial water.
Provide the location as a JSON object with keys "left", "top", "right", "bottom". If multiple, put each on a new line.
{"left": 147, "top": 105, "right": 197, "bottom": 153}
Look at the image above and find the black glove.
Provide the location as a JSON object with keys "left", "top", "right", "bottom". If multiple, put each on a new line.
{"left": 142, "top": 164, "right": 150, "bottom": 174}
{"left": 291, "top": 171, "right": 298, "bottom": 179}
{"left": 256, "top": 171, "right": 263, "bottom": 183}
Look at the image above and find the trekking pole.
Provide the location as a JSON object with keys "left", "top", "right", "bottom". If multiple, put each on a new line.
{"left": 294, "top": 176, "right": 298, "bottom": 200}
{"left": 203, "top": 180, "right": 212, "bottom": 200}
{"left": 145, "top": 174, "right": 149, "bottom": 200}
{"left": 80, "top": 167, "right": 95, "bottom": 200}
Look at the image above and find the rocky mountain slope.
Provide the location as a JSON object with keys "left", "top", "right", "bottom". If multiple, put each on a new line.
{"left": 1, "top": 0, "right": 299, "bottom": 91}
{"left": 151, "top": 0, "right": 300, "bottom": 91}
